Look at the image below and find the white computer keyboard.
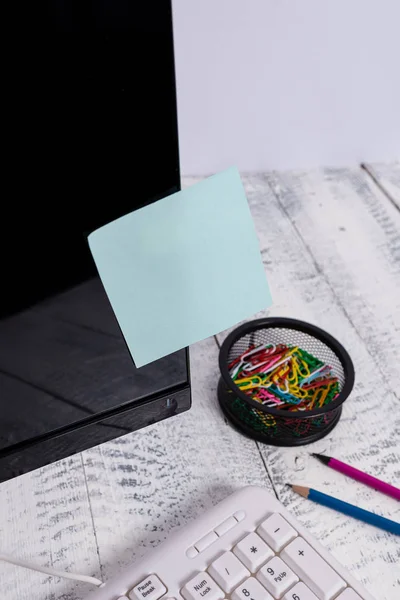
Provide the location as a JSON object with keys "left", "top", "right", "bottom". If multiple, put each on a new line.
{"left": 86, "top": 486, "right": 374, "bottom": 600}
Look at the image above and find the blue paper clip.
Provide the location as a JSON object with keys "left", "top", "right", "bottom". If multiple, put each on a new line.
{"left": 300, "top": 365, "right": 330, "bottom": 387}
{"left": 270, "top": 386, "right": 303, "bottom": 405}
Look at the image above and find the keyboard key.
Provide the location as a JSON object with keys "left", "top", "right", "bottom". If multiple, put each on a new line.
{"left": 195, "top": 531, "right": 218, "bottom": 552}
{"left": 233, "top": 532, "right": 274, "bottom": 572}
{"left": 129, "top": 575, "right": 167, "bottom": 600}
{"left": 257, "top": 514, "right": 297, "bottom": 552}
{"left": 336, "top": 591, "right": 362, "bottom": 600}
{"left": 281, "top": 538, "right": 346, "bottom": 600}
{"left": 257, "top": 557, "right": 298, "bottom": 598}
{"left": 208, "top": 551, "right": 250, "bottom": 593}
{"left": 232, "top": 577, "right": 274, "bottom": 600}
{"left": 282, "top": 582, "right": 318, "bottom": 600}
{"left": 215, "top": 516, "right": 237, "bottom": 537}
{"left": 186, "top": 547, "right": 199, "bottom": 559}
{"left": 181, "top": 573, "right": 224, "bottom": 600}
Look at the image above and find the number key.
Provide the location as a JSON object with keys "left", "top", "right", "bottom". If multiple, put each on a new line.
{"left": 257, "top": 557, "right": 298, "bottom": 598}
{"left": 282, "top": 582, "right": 318, "bottom": 600}
{"left": 231, "top": 577, "right": 273, "bottom": 600}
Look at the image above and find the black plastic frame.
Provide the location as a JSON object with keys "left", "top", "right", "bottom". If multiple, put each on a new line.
{"left": 218, "top": 379, "right": 342, "bottom": 447}
{"left": 0, "top": 1, "right": 192, "bottom": 481}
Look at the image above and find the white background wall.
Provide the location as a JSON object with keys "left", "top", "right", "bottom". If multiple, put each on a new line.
{"left": 172, "top": 0, "right": 400, "bottom": 175}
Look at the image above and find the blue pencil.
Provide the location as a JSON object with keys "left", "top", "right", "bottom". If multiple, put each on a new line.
{"left": 290, "top": 484, "right": 400, "bottom": 536}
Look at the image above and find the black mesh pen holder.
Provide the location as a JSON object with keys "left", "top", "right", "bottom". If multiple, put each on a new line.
{"left": 218, "top": 317, "right": 355, "bottom": 446}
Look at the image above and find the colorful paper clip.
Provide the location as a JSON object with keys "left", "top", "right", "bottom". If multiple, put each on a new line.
{"left": 230, "top": 343, "right": 339, "bottom": 414}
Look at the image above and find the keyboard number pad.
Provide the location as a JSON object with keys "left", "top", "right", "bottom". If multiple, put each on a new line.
{"left": 257, "top": 514, "right": 297, "bottom": 553}
{"left": 281, "top": 538, "right": 345, "bottom": 600}
{"left": 232, "top": 577, "right": 274, "bottom": 600}
{"left": 257, "top": 557, "right": 298, "bottom": 598}
{"left": 283, "top": 582, "right": 318, "bottom": 600}
{"left": 336, "top": 591, "right": 362, "bottom": 600}
{"left": 181, "top": 573, "right": 224, "bottom": 600}
{"left": 208, "top": 551, "right": 250, "bottom": 593}
{"left": 129, "top": 575, "right": 167, "bottom": 600}
{"left": 233, "top": 532, "right": 274, "bottom": 572}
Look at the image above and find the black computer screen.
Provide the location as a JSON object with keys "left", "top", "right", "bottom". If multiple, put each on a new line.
{"left": 3, "top": 0, "right": 180, "bottom": 316}
{"left": 0, "top": 1, "right": 189, "bottom": 475}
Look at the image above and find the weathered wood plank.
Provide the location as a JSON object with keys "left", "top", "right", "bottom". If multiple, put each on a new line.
{"left": 265, "top": 167, "right": 400, "bottom": 396}
{"left": 363, "top": 161, "right": 400, "bottom": 210}
{"left": 0, "top": 455, "right": 101, "bottom": 600}
{"left": 210, "top": 173, "right": 399, "bottom": 600}
{"left": 82, "top": 337, "right": 273, "bottom": 584}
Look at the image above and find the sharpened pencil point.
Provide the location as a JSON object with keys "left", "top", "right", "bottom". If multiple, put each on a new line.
{"left": 311, "top": 453, "right": 331, "bottom": 465}
{"left": 290, "top": 485, "right": 310, "bottom": 499}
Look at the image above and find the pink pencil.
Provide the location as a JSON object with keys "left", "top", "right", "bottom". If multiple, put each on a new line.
{"left": 312, "top": 453, "right": 400, "bottom": 501}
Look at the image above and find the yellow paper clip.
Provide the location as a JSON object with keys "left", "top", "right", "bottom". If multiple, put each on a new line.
{"left": 288, "top": 384, "right": 308, "bottom": 399}
{"left": 236, "top": 375, "right": 263, "bottom": 391}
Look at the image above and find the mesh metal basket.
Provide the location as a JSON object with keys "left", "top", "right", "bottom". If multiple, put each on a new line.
{"left": 218, "top": 317, "right": 355, "bottom": 446}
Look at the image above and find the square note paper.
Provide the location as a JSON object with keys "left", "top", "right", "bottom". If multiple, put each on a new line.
{"left": 88, "top": 167, "right": 271, "bottom": 367}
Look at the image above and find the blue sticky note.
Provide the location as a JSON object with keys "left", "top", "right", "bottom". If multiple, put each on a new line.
{"left": 88, "top": 167, "right": 271, "bottom": 367}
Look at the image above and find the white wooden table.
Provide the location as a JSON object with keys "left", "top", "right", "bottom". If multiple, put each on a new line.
{"left": 1, "top": 164, "right": 399, "bottom": 600}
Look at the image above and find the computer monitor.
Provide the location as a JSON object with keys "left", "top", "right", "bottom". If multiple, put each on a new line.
{"left": 0, "top": 1, "right": 191, "bottom": 482}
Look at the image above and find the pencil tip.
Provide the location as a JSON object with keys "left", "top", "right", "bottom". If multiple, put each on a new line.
{"left": 290, "top": 484, "right": 310, "bottom": 498}
{"left": 311, "top": 453, "right": 331, "bottom": 465}
{"left": 285, "top": 483, "right": 292, "bottom": 488}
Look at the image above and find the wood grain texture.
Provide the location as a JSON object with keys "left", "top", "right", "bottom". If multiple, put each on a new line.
{"left": 363, "top": 161, "right": 400, "bottom": 210}
{"left": 266, "top": 167, "right": 400, "bottom": 396}
{"left": 0, "top": 455, "right": 100, "bottom": 600}
{"left": 212, "top": 171, "right": 400, "bottom": 600}
{"left": 1, "top": 167, "right": 399, "bottom": 600}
